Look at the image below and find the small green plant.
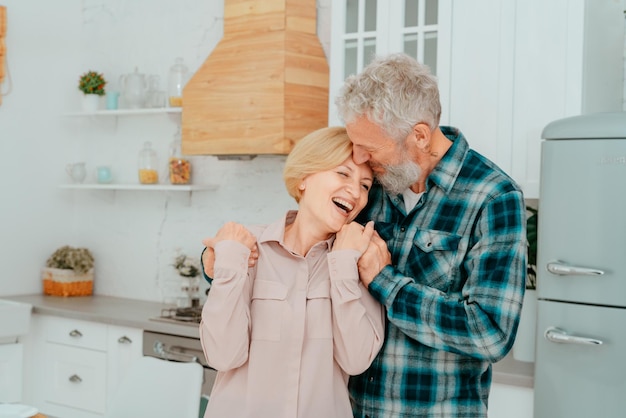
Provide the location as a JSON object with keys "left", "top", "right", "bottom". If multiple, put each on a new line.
{"left": 173, "top": 254, "right": 200, "bottom": 278}
{"left": 46, "top": 245, "right": 94, "bottom": 274}
{"left": 526, "top": 206, "right": 538, "bottom": 289}
{"left": 78, "top": 70, "right": 106, "bottom": 96}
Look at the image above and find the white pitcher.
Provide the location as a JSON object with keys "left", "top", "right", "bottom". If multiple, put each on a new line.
{"left": 66, "top": 162, "right": 86, "bottom": 183}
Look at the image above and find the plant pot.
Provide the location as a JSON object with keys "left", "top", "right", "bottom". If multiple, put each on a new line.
{"left": 82, "top": 94, "right": 100, "bottom": 112}
{"left": 42, "top": 267, "right": 94, "bottom": 297}
{"left": 512, "top": 288, "right": 537, "bottom": 362}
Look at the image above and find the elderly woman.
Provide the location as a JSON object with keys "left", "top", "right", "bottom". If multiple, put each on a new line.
{"left": 199, "top": 126, "right": 386, "bottom": 418}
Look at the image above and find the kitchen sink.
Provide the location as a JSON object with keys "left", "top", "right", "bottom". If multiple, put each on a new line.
{"left": 0, "top": 299, "right": 32, "bottom": 343}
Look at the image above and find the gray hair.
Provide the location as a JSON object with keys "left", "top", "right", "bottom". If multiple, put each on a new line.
{"left": 335, "top": 53, "right": 441, "bottom": 142}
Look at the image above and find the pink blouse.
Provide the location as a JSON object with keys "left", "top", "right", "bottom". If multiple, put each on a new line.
{"left": 200, "top": 211, "right": 385, "bottom": 418}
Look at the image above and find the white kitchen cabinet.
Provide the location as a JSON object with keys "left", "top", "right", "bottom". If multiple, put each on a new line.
{"left": 106, "top": 324, "right": 143, "bottom": 405}
{"left": 508, "top": 0, "right": 624, "bottom": 198}
{"left": 23, "top": 315, "right": 143, "bottom": 418}
{"left": 328, "top": 0, "right": 452, "bottom": 127}
{"left": 488, "top": 383, "right": 534, "bottom": 418}
{"left": 329, "top": 0, "right": 624, "bottom": 199}
{"left": 0, "top": 343, "right": 24, "bottom": 403}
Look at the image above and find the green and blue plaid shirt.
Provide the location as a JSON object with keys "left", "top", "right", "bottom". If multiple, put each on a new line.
{"left": 350, "top": 127, "right": 527, "bottom": 417}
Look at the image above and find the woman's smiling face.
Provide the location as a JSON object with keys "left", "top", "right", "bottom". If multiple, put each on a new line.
{"left": 298, "top": 156, "right": 373, "bottom": 233}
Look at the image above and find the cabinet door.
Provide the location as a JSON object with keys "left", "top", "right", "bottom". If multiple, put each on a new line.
{"left": 106, "top": 325, "right": 143, "bottom": 405}
{"left": 329, "top": 0, "right": 452, "bottom": 126}
{"left": 44, "top": 343, "right": 107, "bottom": 415}
{"left": 0, "top": 343, "right": 23, "bottom": 403}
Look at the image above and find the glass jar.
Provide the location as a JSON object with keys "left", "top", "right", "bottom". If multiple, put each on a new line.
{"left": 138, "top": 141, "right": 159, "bottom": 184}
{"left": 168, "top": 57, "right": 189, "bottom": 107}
{"left": 169, "top": 139, "right": 191, "bottom": 184}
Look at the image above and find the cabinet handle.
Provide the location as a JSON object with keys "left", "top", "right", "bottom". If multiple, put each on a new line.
{"left": 546, "top": 261, "right": 604, "bottom": 276}
{"left": 118, "top": 335, "right": 132, "bottom": 344}
{"left": 69, "top": 329, "right": 83, "bottom": 338}
{"left": 544, "top": 327, "right": 603, "bottom": 346}
{"left": 69, "top": 374, "right": 83, "bottom": 383}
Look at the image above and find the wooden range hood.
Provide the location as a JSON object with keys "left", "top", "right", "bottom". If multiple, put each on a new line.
{"left": 182, "top": 0, "right": 329, "bottom": 156}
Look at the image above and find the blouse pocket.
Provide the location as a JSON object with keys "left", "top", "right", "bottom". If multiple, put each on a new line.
{"left": 251, "top": 280, "right": 288, "bottom": 341}
{"left": 305, "top": 280, "right": 332, "bottom": 339}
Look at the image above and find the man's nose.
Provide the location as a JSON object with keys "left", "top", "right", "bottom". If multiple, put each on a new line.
{"left": 352, "top": 147, "right": 370, "bottom": 164}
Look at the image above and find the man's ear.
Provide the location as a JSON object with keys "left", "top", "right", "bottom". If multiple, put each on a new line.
{"left": 412, "top": 122, "right": 432, "bottom": 151}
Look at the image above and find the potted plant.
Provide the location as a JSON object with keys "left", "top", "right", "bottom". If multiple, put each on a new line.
{"left": 172, "top": 254, "right": 201, "bottom": 307}
{"left": 42, "top": 245, "right": 95, "bottom": 297}
{"left": 513, "top": 205, "right": 539, "bottom": 362}
{"left": 78, "top": 70, "right": 107, "bottom": 112}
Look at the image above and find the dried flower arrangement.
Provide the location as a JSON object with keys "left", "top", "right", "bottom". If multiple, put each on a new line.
{"left": 78, "top": 70, "right": 106, "bottom": 96}
{"left": 46, "top": 245, "right": 94, "bottom": 273}
{"left": 172, "top": 254, "right": 200, "bottom": 278}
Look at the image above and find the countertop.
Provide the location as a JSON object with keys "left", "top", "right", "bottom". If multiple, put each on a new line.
{"left": 2, "top": 294, "right": 534, "bottom": 387}
{"left": 3, "top": 293, "right": 200, "bottom": 339}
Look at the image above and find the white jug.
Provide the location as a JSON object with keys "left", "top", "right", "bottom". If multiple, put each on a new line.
{"left": 66, "top": 162, "right": 86, "bottom": 183}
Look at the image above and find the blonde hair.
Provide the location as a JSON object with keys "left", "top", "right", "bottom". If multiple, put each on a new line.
{"left": 283, "top": 127, "right": 353, "bottom": 203}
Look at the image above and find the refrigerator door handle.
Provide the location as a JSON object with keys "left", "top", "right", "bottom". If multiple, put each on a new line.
{"left": 546, "top": 261, "right": 605, "bottom": 276}
{"left": 544, "top": 327, "right": 604, "bottom": 345}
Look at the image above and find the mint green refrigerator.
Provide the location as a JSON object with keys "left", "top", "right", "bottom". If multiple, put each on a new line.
{"left": 534, "top": 112, "right": 626, "bottom": 418}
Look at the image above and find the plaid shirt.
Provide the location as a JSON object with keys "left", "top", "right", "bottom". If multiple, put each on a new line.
{"left": 350, "top": 127, "right": 527, "bottom": 418}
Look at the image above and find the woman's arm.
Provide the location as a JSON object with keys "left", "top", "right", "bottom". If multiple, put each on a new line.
{"left": 199, "top": 223, "right": 257, "bottom": 370}
{"left": 330, "top": 222, "right": 386, "bottom": 375}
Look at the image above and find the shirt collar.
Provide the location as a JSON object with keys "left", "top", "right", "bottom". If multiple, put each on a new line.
{"left": 257, "top": 210, "right": 334, "bottom": 251}
{"left": 427, "top": 126, "right": 469, "bottom": 195}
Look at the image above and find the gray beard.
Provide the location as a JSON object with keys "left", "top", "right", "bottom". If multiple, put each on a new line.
{"left": 376, "top": 160, "right": 422, "bottom": 195}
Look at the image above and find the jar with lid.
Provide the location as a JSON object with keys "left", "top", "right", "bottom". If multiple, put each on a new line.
{"left": 168, "top": 57, "right": 189, "bottom": 107}
{"left": 169, "top": 137, "right": 191, "bottom": 184}
{"left": 138, "top": 141, "right": 159, "bottom": 184}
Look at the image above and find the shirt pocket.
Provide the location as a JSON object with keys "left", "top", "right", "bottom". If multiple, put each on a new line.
{"left": 412, "top": 230, "right": 461, "bottom": 292}
{"left": 251, "top": 280, "right": 288, "bottom": 341}
{"left": 305, "top": 280, "right": 332, "bottom": 339}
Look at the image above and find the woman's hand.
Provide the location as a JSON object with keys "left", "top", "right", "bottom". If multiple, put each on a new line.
{"left": 357, "top": 230, "right": 391, "bottom": 287}
{"left": 332, "top": 221, "right": 374, "bottom": 255}
{"left": 201, "top": 222, "right": 259, "bottom": 277}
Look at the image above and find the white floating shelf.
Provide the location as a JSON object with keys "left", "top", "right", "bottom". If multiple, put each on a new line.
{"left": 59, "top": 183, "right": 217, "bottom": 191}
{"left": 64, "top": 108, "right": 182, "bottom": 117}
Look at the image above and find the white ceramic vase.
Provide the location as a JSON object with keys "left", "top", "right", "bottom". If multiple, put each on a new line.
{"left": 82, "top": 94, "right": 100, "bottom": 112}
{"left": 512, "top": 288, "right": 537, "bottom": 363}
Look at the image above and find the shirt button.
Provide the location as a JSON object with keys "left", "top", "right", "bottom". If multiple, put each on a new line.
{"left": 400, "top": 227, "right": 406, "bottom": 232}
{"left": 426, "top": 242, "right": 432, "bottom": 247}
{"left": 368, "top": 376, "right": 374, "bottom": 382}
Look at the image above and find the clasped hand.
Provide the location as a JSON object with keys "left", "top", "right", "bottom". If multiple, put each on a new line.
{"left": 333, "top": 221, "right": 391, "bottom": 287}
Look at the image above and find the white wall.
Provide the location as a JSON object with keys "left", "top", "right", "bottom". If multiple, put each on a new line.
{"left": 0, "top": 0, "right": 331, "bottom": 301}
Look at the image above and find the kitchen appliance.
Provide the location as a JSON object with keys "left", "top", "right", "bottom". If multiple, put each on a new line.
{"left": 143, "top": 330, "right": 216, "bottom": 409}
{"left": 534, "top": 112, "right": 626, "bottom": 418}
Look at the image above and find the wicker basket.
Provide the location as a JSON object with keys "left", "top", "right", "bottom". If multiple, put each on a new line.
{"left": 42, "top": 267, "right": 94, "bottom": 297}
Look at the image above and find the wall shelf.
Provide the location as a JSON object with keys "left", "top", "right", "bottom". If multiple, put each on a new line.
{"left": 59, "top": 183, "right": 217, "bottom": 191}
{"left": 64, "top": 108, "right": 182, "bottom": 117}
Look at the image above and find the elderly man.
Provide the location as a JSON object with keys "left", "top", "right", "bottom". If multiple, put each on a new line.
{"left": 336, "top": 53, "right": 526, "bottom": 417}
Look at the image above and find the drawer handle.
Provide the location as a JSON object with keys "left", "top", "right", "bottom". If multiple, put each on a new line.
{"left": 69, "top": 329, "right": 83, "bottom": 338}
{"left": 69, "top": 374, "right": 83, "bottom": 383}
{"left": 118, "top": 335, "right": 132, "bottom": 344}
{"left": 544, "top": 327, "right": 603, "bottom": 346}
